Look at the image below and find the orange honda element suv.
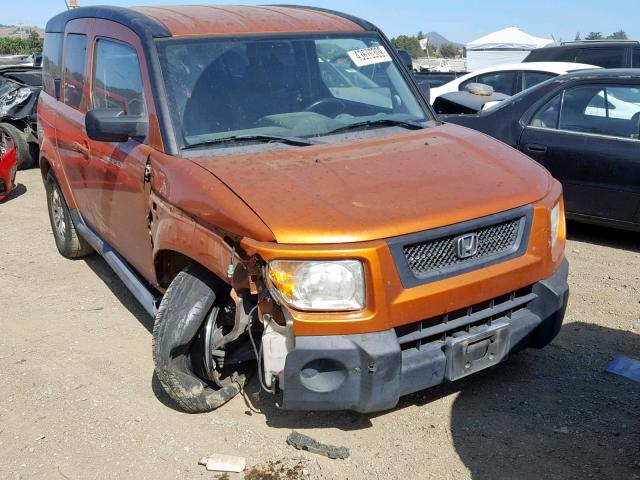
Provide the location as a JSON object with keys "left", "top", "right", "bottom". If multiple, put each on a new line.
{"left": 39, "top": 5, "right": 568, "bottom": 413}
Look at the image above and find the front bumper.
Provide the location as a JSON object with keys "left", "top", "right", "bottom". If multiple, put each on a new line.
{"left": 280, "top": 258, "right": 569, "bottom": 413}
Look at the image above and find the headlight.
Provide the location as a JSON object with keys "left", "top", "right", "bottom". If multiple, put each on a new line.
{"left": 267, "top": 259, "right": 365, "bottom": 312}
{"left": 550, "top": 201, "right": 561, "bottom": 249}
{"left": 0, "top": 87, "right": 32, "bottom": 116}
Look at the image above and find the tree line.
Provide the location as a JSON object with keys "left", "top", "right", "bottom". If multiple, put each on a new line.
{"left": 0, "top": 31, "right": 43, "bottom": 55}
{"left": 391, "top": 32, "right": 462, "bottom": 59}
{"left": 392, "top": 28, "right": 632, "bottom": 59}
{"left": 575, "top": 30, "right": 628, "bottom": 40}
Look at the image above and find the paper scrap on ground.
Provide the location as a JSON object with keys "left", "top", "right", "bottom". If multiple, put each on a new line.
{"left": 198, "top": 454, "right": 246, "bottom": 473}
{"left": 605, "top": 356, "right": 640, "bottom": 383}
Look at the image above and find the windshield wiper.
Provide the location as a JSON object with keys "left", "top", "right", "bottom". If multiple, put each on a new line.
{"left": 183, "top": 134, "right": 318, "bottom": 150}
{"left": 324, "top": 119, "right": 425, "bottom": 136}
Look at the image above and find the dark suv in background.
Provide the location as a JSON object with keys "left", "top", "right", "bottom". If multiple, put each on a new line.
{"left": 524, "top": 40, "right": 640, "bottom": 68}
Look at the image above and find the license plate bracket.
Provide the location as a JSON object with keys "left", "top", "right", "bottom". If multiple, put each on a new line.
{"left": 444, "top": 321, "right": 511, "bottom": 381}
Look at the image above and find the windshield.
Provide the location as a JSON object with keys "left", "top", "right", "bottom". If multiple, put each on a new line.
{"left": 156, "top": 33, "right": 431, "bottom": 149}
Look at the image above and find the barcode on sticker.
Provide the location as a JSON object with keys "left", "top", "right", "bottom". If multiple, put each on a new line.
{"left": 347, "top": 46, "right": 392, "bottom": 67}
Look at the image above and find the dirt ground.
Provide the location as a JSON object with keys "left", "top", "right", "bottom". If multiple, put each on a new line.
{"left": 1, "top": 169, "right": 639, "bottom": 480}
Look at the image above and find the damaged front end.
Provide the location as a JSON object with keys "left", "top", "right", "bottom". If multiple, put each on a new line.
{"left": 0, "top": 67, "right": 41, "bottom": 170}
{"left": 189, "top": 257, "right": 295, "bottom": 397}
{"left": 0, "top": 68, "right": 40, "bottom": 127}
{"left": 184, "top": 246, "right": 300, "bottom": 408}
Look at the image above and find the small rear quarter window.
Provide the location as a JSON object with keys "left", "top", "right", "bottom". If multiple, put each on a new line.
{"left": 42, "top": 32, "right": 63, "bottom": 98}
{"left": 530, "top": 94, "right": 561, "bottom": 129}
{"left": 63, "top": 33, "right": 87, "bottom": 110}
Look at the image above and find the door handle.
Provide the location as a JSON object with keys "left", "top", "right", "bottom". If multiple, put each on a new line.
{"left": 71, "top": 140, "right": 89, "bottom": 158}
{"left": 526, "top": 143, "right": 547, "bottom": 153}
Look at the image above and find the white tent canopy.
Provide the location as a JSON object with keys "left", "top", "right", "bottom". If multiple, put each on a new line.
{"left": 466, "top": 27, "right": 555, "bottom": 71}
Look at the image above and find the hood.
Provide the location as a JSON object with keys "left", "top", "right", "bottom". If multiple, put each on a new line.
{"left": 192, "top": 124, "right": 550, "bottom": 244}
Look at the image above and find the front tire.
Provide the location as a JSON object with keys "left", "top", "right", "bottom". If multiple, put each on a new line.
{"left": 0, "top": 123, "right": 34, "bottom": 170}
{"left": 152, "top": 264, "right": 248, "bottom": 413}
{"left": 45, "top": 172, "right": 93, "bottom": 258}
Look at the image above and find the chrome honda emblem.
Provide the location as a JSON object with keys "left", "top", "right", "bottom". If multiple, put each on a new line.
{"left": 455, "top": 233, "right": 479, "bottom": 259}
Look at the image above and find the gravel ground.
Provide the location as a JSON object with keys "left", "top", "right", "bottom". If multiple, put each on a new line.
{"left": 1, "top": 169, "right": 638, "bottom": 480}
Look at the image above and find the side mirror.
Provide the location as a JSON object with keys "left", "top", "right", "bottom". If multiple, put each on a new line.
{"left": 85, "top": 109, "right": 148, "bottom": 143}
{"left": 481, "top": 100, "right": 503, "bottom": 111}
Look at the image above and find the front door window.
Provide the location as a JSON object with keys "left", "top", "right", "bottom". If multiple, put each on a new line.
{"left": 92, "top": 39, "right": 146, "bottom": 117}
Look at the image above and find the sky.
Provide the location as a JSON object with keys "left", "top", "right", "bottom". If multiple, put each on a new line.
{"left": 5, "top": 0, "right": 639, "bottom": 43}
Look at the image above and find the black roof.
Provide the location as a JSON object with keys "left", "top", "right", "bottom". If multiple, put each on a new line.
{"left": 559, "top": 40, "right": 639, "bottom": 46}
{"left": 556, "top": 68, "right": 640, "bottom": 80}
{"left": 45, "top": 6, "right": 171, "bottom": 38}
{"left": 532, "top": 40, "right": 639, "bottom": 53}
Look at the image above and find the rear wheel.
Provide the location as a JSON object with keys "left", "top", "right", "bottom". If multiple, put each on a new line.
{"left": 0, "top": 123, "right": 34, "bottom": 170}
{"left": 45, "top": 172, "right": 93, "bottom": 258}
{"left": 152, "top": 264, "right": 255, "bottom": 413}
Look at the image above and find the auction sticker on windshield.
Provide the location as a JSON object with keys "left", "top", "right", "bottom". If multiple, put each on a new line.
{"left": 347, "top": 46, "right": 392, "bottom": 67}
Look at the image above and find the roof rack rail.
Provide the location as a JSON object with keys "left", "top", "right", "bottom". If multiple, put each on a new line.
{"left": 560, "top": 39, "right": 639, "bottom": 45}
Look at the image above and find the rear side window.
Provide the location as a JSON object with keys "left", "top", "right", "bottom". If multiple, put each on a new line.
{"left": 525, "top": 48, "right": 574, "bottom": 63}
{"left": 522, "top": 71, "right": 556, "bottom": 90}
{"left": 92, "top": 39, "right": 146, "bottom": 116}
{"left": 42, "top": 32, "right": 63, "bottom": 98}
{"left": 63, "top": 34, "right": 87, "bottom": 110}
{"left": 633, "top": 48, "right": 640, "bottom": 67}
{"left": 549, "top": 49, "right": 576, "bottom": 62}
{"left": 470, "top": 71, "right": 516, "bottom": 95}
{"left": 556, "top": 85, "right": 640, "bottom": 139}
{"left": 589, "top": 86, "right": 640, "bottom": 119}
{"left": 574, "top": 48, "right": 625, "bottom": 68}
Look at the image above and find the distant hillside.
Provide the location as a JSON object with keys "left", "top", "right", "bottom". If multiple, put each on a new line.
{"left": 0, "top": 25, "right": 44, "bottom": 38}
{"left": 424, "top": 32, "right": 464, "bottom": 49}
{"left": 0, "top": 25, "right": 44, "bottom": 55}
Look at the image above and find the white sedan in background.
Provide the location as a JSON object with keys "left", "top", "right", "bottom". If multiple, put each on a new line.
{"left": 430, "top": 62, "right": 600, "bottom": 104}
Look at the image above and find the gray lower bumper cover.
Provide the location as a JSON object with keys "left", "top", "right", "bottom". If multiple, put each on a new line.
{"left": 281, "top": 259, "right": 569, "bottom": 413}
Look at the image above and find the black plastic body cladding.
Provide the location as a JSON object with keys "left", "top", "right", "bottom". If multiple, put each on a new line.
{"left": 281, "top": 259, "right": 569, "bottom": 413}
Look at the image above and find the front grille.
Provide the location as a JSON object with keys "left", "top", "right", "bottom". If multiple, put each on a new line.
{"left": 387, "top": 206, "right": 533, "bottom": 288}
{"left": 404, "top": 218, "right": 521, "bottom": 276}
{"left": 395, "top": 285, "right": 536, "bottom": 351}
